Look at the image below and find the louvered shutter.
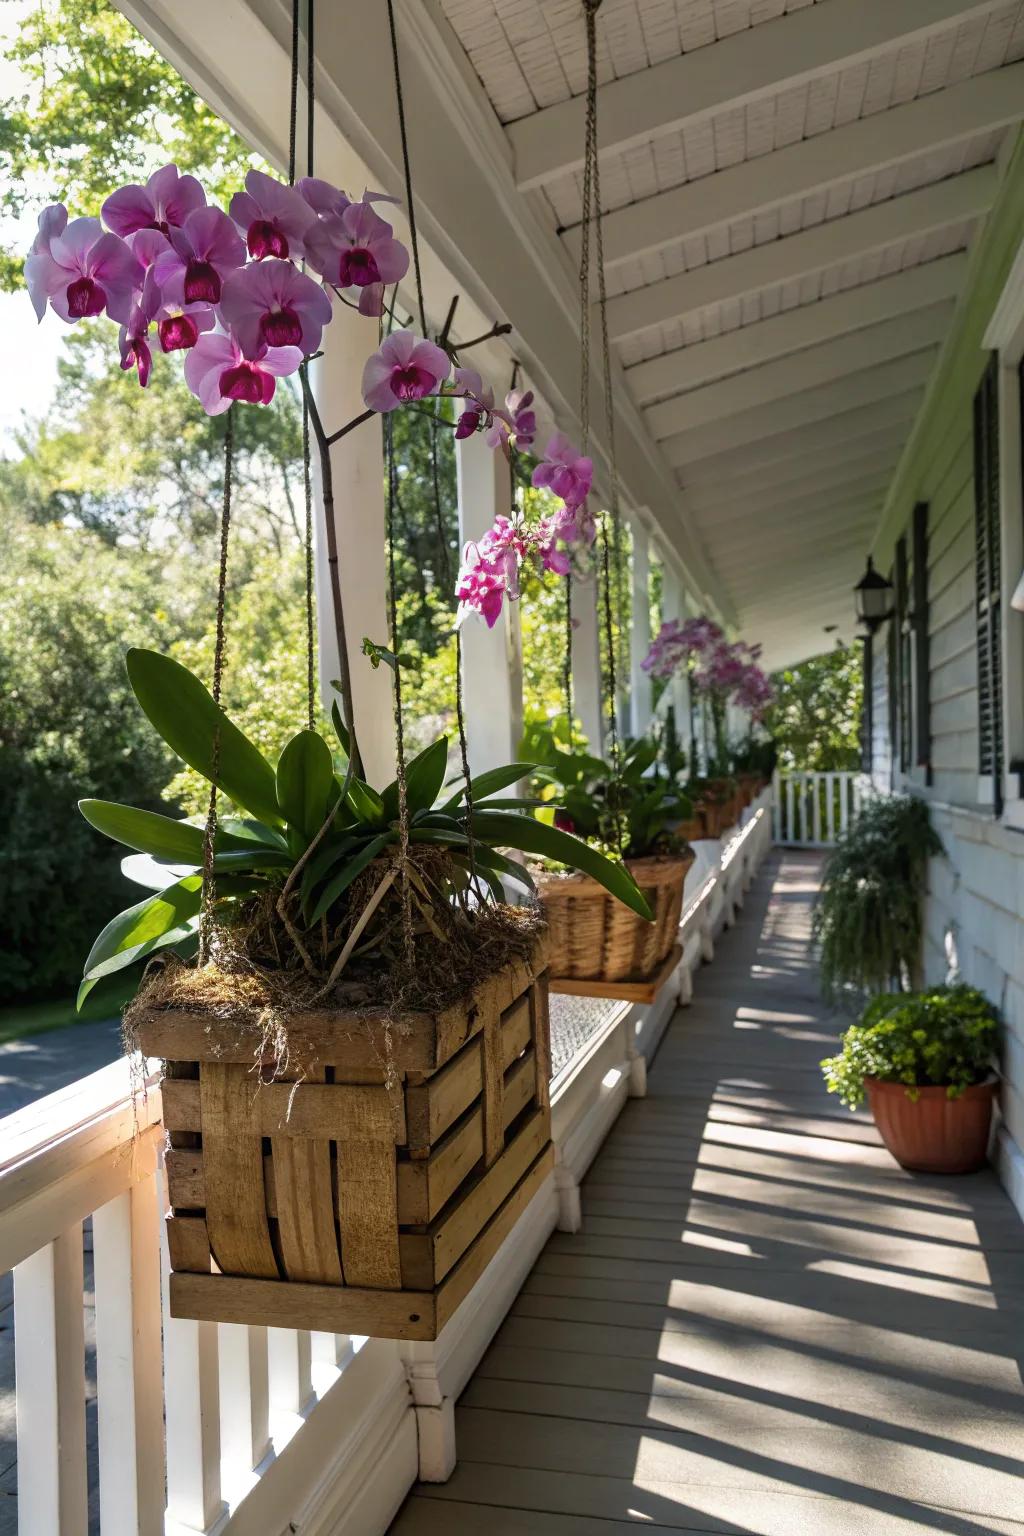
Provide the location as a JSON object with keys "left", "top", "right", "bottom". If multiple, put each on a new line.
{"left": 973, "top": 356, "right": 1002, "bottom": 806}
{"left": 895, "top": 535, "right": 912, "bottom": 770}
{"left": 912, "top": 503, "right": 931, "bottom": 781}
{"left": 860, "top": 634, "right": 873, "bottom": 774}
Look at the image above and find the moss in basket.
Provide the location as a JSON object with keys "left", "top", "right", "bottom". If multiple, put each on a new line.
{"left": 75, "top": 649, "right": 653, "bottom": 1013}
{"left": 821, "top": 985, "right": 999, "bottom": 1110}
{"left": 520, "top": 720, "right": 692, "bottom": 864}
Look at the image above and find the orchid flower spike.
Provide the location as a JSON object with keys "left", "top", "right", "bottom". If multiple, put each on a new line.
{"left": 102, "top": 164, "right": 206, "bottom": 238}
{"left": 531, "top": 431, "right": 593, "bottom": 510}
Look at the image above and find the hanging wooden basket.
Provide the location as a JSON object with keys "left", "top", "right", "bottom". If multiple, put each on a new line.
{"left": 137, "top": 934, "right": 552, "bottom": 1341}
{"left": 537, "top": 852, "right": 693, "bottom": 1002}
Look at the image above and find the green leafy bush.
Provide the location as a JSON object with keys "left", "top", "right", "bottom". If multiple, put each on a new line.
{"left": 821, "top": 985, "right": 999, "bottom": 1109}
{"left": 814, "top": 794, "right": 942, "bottom": 1000}
{"left": 521, "top": 722, "right": 692, "bottom": 859}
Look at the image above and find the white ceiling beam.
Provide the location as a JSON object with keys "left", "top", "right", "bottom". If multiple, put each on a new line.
{"left": 646, "top": 302, "right": 952, "bottom": 439}
{"left": 564, "top": 64, "right": 1024, "bottom": 269}
{"left": 682, "top": 430, "right": 907, "bottom": 504}
{"left": 689, "top": 459, "right": 901, "bottom": 521}
{"left": 508, "top": 0, "right": 1008, "bottom": 190}
{"left": 663, "top": 349, "right": 936, "bottom": 465}
{"left": 698, "top": 480, "right": 893, "bottom": 539}
{"left": 608, "top": 165, "right": 994, "bottom": 342}
{"left": 728, "top": 554, "right": 872, "bottom": 603}
{"left": 627, "top": 255, "right": 965, "bottom": 405}
{"left": 677, "top": 393, "right": 923, "bottom": 480}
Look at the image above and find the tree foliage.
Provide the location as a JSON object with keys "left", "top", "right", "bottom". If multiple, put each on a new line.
{"left": 766, "top": 642, "right": 863, "bottom": 772}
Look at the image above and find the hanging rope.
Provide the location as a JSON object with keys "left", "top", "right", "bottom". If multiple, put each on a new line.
{"left": 199, "top": 408, "right": 235, "bottom": 964}
{"left": 384, "top": 414, "right": 415, "bottom": 967}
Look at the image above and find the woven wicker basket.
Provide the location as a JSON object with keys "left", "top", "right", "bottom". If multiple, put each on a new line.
{"left": 537, "top": 853, "right": 693, "bottom": 983}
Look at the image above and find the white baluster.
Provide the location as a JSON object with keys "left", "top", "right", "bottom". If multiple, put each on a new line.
{"left": 93, "top": 1177, "right": 165, "bottom": 1536}
{"left": 13, "top": 1226, "right": 88, "bottom": 1536}
{"left": 218, "top": 1324, "right": 270, "bottom": 1490}
{"left": 786, "top": 776, "right": 794, "bottom": 845}
{"left": 161, "top": 1202, "right": 225, "bottom": 1534}
{"left": 812, "top": 774, "right": 823, "bottom": 845}
{"left": 268, "top": 1328, "right": 314, "bottom": 1423}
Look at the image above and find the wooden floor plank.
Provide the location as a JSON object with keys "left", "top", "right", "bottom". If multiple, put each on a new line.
{"left": 388, "top": 853, "right": 1024, "bottom": 1536}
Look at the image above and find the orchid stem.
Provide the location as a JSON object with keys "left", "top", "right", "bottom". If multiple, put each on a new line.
{"left": 455, "top": 321, "right": 513, "bottom": 352}
{"left": 326, "top": 407, "right": 374, "bottom": 446}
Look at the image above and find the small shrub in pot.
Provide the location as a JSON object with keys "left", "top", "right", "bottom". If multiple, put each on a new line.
{"left": 821, "top": 986, "right": 999, "bottom": 1173}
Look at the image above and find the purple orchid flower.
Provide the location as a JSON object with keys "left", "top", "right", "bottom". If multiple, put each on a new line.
{"left": 362, "top": 331, "right": 449, "bottom": 413}
{"left": 25, "top": 213, "right": 143, "bottom": 324}
{"left": 306, "top": 200, "right": 409, "bottom": 318}
{"left": 126, "top": 228, "right": 214, "bottom": 351}
{"left": 154, "top": 206, "right": 245, "bottom": 309}
{"left": 489, "top": 388, "right": 536, "bottom": 452}
{"left": 102, "top": 164, "right": 206, "bottom": 238}
{"left": 451, "top": 367, "right": 502, "bottom": 440}
{"left": 455, "top": 540, "right": 509, "bottom": 629}
{"left": 219, "top": 259, "right": 332, "bottom": 358}
{"left": 184, "top": 330, "right": 304, "bottom": 415}
{"left": 117, "top": 268, "right": 162, "bottom": 387}
{"left": 532, "top": 431, "right": 592, "bottom": 510}
{"left": 229, "top": 169, "right": 317, "bottom": 260}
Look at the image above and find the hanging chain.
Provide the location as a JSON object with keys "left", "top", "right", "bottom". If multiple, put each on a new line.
{"left": 199, "top": 408, "right": 235, "bottom": 963}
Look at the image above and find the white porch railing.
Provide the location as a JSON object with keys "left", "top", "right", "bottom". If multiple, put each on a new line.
{"left": 0, "top": 793, "right": 774, "bottom": 1536}
{"left": 771, "top": 770, "right": 867, "bottom": 846}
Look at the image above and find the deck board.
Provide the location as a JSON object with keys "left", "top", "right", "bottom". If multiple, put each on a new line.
{"left": 390, "top": 851, "right": 1024, "bottom": 1536}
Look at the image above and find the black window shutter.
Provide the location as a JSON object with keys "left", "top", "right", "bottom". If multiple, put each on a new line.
{"left": 895, "top": 535, "right": 911, "bottom": 770}
{"left": 912, "top": 502, "right": 931, "bottom": 782}
{"left": 886, "top": 600, "right": 898, "bottom": 789}
{"left": 973, "top": 355, "right": 1002, "bottom": 809}
{"left": 861, "top": 634, "right": 874, "bottom": 774}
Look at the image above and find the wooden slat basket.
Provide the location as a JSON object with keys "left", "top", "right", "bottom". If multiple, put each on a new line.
{"left": 537, "top": 853, "right": 693, "bottom": 1002}
{"left": 137, "top": 934, "right": 552, "bottom": 1341}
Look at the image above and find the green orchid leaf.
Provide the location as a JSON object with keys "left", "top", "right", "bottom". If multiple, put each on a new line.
{"left": 469, "top": 811, "right": 653, "bottom": 920}
{"left": 125, "top": 649, "right": 282, "bottom": 827}
{"left": 276, "top": 729, "right": 336, "bottom": 842}
{"left": 347, "top": 778, "right": 386, "bottom": 827}
{"left": 308, "top": 831, "right": 395, "bottom": 925}
{"left": 441, "top": 762, "right": 536, "bottom": 810}
{"left": 80, "top": 800, "right": 205, "bottom": 863}
{"left": 381, "top": 737, "right": 449, "bottom": 822}
{"left": 82, "top": 874, "right": 204, "bottom": 986}
{"left": 330, "top": 698, "right": 352, "bottom": 760}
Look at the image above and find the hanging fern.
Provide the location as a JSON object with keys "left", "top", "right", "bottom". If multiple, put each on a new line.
{"left": 813, "top": 795, "right": 942, "bottom": 1001}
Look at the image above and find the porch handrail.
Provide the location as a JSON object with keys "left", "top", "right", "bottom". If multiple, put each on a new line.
{"left": 772, "top": 769, "right": 869, "bottom": 846}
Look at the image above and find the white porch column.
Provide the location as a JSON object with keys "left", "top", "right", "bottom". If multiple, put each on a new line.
{"left": 455, "top": 419, "right": 522, "bottom": 774}
{"left": 629, "top": 515, "right": 652, "bottom": 739}
{"left": 571, "top": 570, "right": 603, "bottom": 752}
{"left": 661, "top": 565, "right": 693, "bottom": 755}
{"left": 311, "top": 306, "right": 395, "bottom": 788}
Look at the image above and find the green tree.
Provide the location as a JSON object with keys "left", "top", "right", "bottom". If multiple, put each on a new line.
{"left": 1, "top": 0, "right": 258, "bottom": 286}
{"left": 766, "top": 642, "right": 863, "bottom": 772}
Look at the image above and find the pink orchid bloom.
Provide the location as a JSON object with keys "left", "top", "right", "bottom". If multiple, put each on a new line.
{"left": 154, "top": 206, "right": 245, "bottom": 308}
{"left": 102, "top": 164, "right": 206, "bottom": 238}
{"left": 295, "top": 176, "right": 353, "bottom": 220}
{"left": 535, "top": 501, "right": 594, "bottom": 576}
{"left": 452, "top": 367, "right": 501, "bottom": 440}
{"left": 485, "top": 387, "right": 536, "bottom": 453}
{"left": 219, "top": 259, "right": 332, "bottom": 358}
{"left": 184, "top": 330, "right": 303, "bottom": 415}
{"left": 229, "top": 169, "right": 316, "bottom": 260}
{"left": 126, "top": 228, "right": 214, "bottom": 351}
{"left": 454, "top": 540, "right": 509, "bottom": 629}
{"left": 362, "top": 330, "right": 449, "bottom": 413}
{"left": 531, "top": 431, "right": 592, "bottom": 510}
{"left": 29, "top": 203, "right": 68, "bottom": 256}
{"left": 306, "top": 200, "right": 409, "bottom": 318}
{"left": 117, "top": 268, "right": 162, "bottom": 387}
{"left": 25, "top": 214, "right": 143, "bottom": 324}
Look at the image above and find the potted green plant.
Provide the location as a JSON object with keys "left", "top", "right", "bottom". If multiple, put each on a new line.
{"left": 821, "top": 986, "right": 999, "bottom": 1172}
{"left": 814, "top": 794, "right": 943, "bottom": 999}
{"left": 520, "top": 722, "right": 693, "bottom": 989}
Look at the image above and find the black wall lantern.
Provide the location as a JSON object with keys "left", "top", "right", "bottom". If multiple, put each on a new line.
{"left": 854, "top": 555, "right": 894, "bottom": 634}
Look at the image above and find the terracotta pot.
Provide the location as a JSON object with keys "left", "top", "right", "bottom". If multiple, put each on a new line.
{"left": 866, "top": 1076, "right": 997, "bottom": 1173}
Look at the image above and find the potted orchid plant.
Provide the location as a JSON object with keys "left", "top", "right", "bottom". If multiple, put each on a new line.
{"left": 28, "top": 160, "right": 653, "bottom": 1335}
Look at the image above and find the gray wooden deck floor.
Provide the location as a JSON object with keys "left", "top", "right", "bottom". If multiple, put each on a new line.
{"left": 390, "top": 850, "right": 1024, "bottom": 1536}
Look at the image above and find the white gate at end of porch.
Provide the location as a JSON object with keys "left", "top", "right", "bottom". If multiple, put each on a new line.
{"left": 772, "top": 771, "right": 869, "bottom": 847}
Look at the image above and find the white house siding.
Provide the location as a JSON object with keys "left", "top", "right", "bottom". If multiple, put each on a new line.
{"left": 868, "top": 130, "right": 1024, "bottom": 1218}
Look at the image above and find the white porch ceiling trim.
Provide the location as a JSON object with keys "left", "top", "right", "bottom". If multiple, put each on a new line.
{"left": 507, "top": 0, "right": 1010, "bottom": 190}
{"left": 606, "top": 165, "right": 996, "bottom": 341}
{"left": 563, "top": 62, "right": 1024, "bottom": 269}
{"left": 689, "top": 454, "right": 904, "bottom": 519}
{"left": 678, "top": 394, "right": 925, "bottom": 480}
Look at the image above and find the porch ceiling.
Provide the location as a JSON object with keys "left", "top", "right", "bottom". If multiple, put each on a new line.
{"left": 118, "top": 0, "right": 1024, "bottom": 671}
{"left": 440, "top": 0, "right": 1024, "bottom": 667}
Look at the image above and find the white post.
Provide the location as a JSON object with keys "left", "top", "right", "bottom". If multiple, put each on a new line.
{"left": 571, "top": 570, "right": 603, "bottom": 752}
{"left": 455, "top": 416, "right": 522, "bottom": 773}
{"left": 661, "top": 565, "right": 693, "bottom": 763}
{"left": 629, "top": 516, "right": 652, "bottom": 740}
{"left": 310, "top": 305, "right": 395, "bottom": 789}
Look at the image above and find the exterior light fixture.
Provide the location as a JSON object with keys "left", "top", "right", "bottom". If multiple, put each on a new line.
{"left": 854, "top": 555, "right": 894, "bottom": 633}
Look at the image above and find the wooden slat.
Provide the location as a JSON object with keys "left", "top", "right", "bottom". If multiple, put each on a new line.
{"left": 405, "top": 992, "right": 534, "bottom": 1153}
{"left": 531, "top": 979, "right": 551, "bottom": 1114}
{"left": 549, "top": 944, "right": 682, "bottom": 1003}
{"left": 167, "top": 1216, "right": 213, "bottom": 1275}
{"left": 200, "top": 1064, "right": 279, "bottom": 1279}
{"left": 169, "top": 1270, "right": 438, "bottom": 1340}
{"left": 396, "top": 1051, "right": 538, "bottom": 1224}
{"left": 162, "top": 1078, "right": 406, "bottom": 1142}
{"left": 481, "top": 1002, "right": 505, "bottom": 1169}
{"left": 270, "top": 1066, "right": 342, "bottom": 1285}
{"left": 337, "top": 1084, "right": 401, "bottom": 1289}
{"left": 400, "top": 1112, "right": 551, "bottom": 1288}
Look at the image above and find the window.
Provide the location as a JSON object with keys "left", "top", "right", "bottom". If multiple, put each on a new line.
{"left": 973, "top": 355, "right": 1002, "bottom": 805}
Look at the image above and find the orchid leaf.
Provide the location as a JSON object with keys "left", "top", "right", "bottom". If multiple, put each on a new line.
{"left": 441, "top": 762, "right": 535, "bottom": 809}
{"left": 80, "top": 800, "right": 206, "bottom": 863}
{"left": 347, "top": 778, "right": 386, "bottom": 827}
{"left": 330, "top": 698, "right": 352, "bottom": 759}
{"left": 468, "top": 811, "right": 653, "bottom": 920}
{"left": 380, "top": 737, "right": 449, "bottom": 822}
{"left": 308, "top": 831, "right": 394, "bottom": 925}
{"left": 81, "top": 873, "right": 204, "bottom": 988}
{"left": 126, "top": 649, "right": 282, "bottom": 827}
{"left": 276, "top": 729, "right": 335, "bottom": 842}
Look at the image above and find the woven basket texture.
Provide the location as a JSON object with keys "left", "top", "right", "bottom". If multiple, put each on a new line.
{"left": 539, "top": 853, "right": 693, "bottom": 982}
